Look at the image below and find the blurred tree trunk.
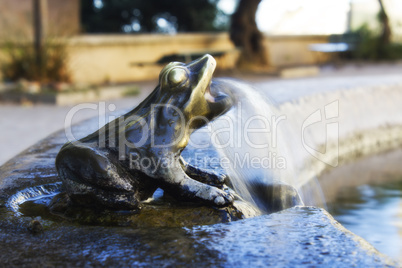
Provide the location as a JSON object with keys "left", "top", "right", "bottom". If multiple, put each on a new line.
{"left": 230, "top": 0, "right": 268, "bottom": 68}
{"left": 33, "top": 0, "right": 48, "bottom": 79}
{"left": 378, "top": 0, "right": 391, "bottom": 48}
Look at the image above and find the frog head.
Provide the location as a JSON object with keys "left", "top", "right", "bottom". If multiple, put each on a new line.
{"left": 154, "top": 54, "right": 234, "bottom": 150}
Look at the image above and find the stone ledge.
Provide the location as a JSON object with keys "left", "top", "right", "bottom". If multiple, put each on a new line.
{"left": 280, "top": 65, "right": 320, "bottom": 78}
{"left": 0, "top": 84, "right": 139, "bottom": 105}
{"left": 0, "top": 113, "right": 396, "bottom": 266}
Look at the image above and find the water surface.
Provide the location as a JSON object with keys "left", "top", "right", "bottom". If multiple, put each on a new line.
{"left": 328, "top": 179, "right": 402, "bottom": 263}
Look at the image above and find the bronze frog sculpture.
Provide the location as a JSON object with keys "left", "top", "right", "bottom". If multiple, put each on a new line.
{"left": 56, "top": 55, "right": 235, "bottom": 211}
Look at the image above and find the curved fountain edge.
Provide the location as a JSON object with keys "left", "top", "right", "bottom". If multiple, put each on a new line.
{"left": 0, "top": 78, "right": 401, "bottom": 266}
{"left": 273, "top": 81, "right": 402, "bottom": 191}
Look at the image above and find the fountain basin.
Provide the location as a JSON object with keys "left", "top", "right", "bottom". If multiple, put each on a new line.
{"left": 0, "top": 135, "right": 394, "bottom": 265}
{"left": 1, "top": 73, "right": 402, "bottom": 266}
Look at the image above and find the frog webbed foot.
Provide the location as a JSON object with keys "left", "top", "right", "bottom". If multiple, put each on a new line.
{"left": 210, "top": 187, "right": 235, "bottom": 206}
{"left": 162, "top": 166, "right": 234, "bottom": 207}
{"left": 180, "top": 158, "right": 227, "bottom": 188}
{"left": 185, "top": 181, "right": 234, "bottom": 207}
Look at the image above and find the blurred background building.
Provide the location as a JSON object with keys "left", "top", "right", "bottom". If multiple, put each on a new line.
{"left": 0, "top": 0, "right": 80, "bottom": 39}
{"left": 0, "top": 0, "right": 401, "bottom": 84}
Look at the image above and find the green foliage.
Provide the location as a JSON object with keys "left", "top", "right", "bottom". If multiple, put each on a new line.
{"left": 81, "top": 0, "right": 229, "bottom": 33}
{"left": 123, "top": 86, "right": 140, "bottom": 96}
{"left": 352, "top": 24, "right": 381, "bottom": 60}
{"left": 1, "top": 40, "right": 70, "bottom": 83}
{"left": 352, "top": 24, "right": 402, "bottom": 60}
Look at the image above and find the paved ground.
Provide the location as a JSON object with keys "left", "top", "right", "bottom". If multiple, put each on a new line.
{"left": 0, "top": 81, "right": 156, "bottom": 166}
{"left": 1, "top": 62, "right": 402, "bottom": 166}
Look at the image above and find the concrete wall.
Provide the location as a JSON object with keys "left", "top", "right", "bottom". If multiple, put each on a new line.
{"left": 0, "top": 0, "right": 32, "bottom": 39}
{"left": 66, "top": 33, "right": 329, "bottom": 84}
{"left": 67, "top": 33, "right": 239, "bottom": 84}
{"left": 0, "top": 0, "right": 80, "bottom": 40}
{"left": 47, "top": 0, "right": 80, "bottom": 36}
{"left": 265, "top": 35, "right": 329, "bottom": 66}
{"left": 0, "top": 32, "right": 330, "bottom": 83}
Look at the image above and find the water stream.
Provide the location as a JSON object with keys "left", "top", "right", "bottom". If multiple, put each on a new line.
{"left": 210, "top": 79, "right": 326, "bottom": 213}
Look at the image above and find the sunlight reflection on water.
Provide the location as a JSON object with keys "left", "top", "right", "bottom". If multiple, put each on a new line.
{"left": 328, "top": 180, "right": 402, "bottom": 263}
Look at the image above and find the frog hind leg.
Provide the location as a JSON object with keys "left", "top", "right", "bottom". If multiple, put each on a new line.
{"left": 56, "top": 145, "right": 141, "bottom": 210}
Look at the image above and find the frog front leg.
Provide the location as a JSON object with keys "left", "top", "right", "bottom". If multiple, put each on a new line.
{"left": 180, "top": 157, "right": 226, "bottom": 188}
{"left": 160, "top": 164, "right": 234, "bottom": 206}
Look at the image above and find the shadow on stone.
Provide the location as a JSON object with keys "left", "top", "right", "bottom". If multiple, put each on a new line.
{"left": 17, "top": 187, "right": 261, "bottom": 228}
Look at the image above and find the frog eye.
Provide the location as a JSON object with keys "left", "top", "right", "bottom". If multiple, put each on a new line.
{"left": 168, "top": 68, "right": 188, "bottom": 87}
